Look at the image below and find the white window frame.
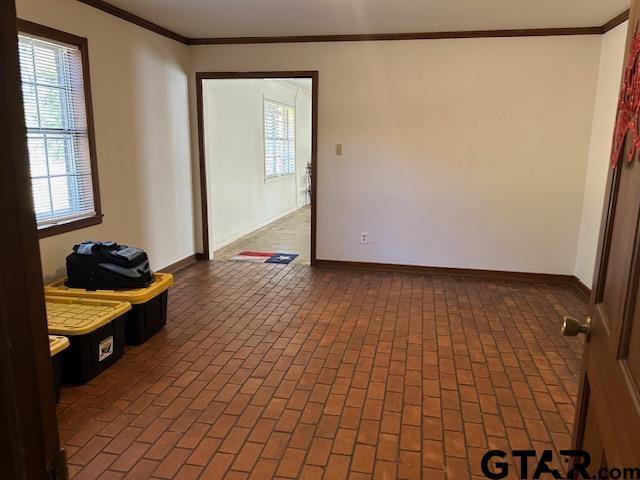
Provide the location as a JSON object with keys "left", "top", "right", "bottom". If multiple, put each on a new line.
{"left": 263, "top": 98, "right": 296, "bottom": 181}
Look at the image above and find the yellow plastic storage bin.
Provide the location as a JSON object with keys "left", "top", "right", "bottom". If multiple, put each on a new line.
{"left": 45, "top": 272, "right": 173, "bottom": 345}
{"left": 49, "top": 335, "right": 70, "bottom": 402}
{"left": 49, "top": 335, "right": 70, "bottom": 355}
{"left": 46, "top": 296, "right": 131, "bottom": 383}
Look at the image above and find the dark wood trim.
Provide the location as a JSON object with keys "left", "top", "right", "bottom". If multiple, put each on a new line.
{"left": 159, "top": 254, "right": 200, "bottom": 274}
{"left": 310, "top": 73, "right": 318, "bottom": 266}
{"left": 572, "top": 277, "right": 592, "bottom": 299}
{"left": 2, "top": 1, "right": 66, "bottom": 477}
{"left": 17, "top": 19, "right": 87, "bottom": 45}
{"left": 77, "top": 0, "right": 188, "bottom": 44}
{"left": 186, "top": 10, "right": 630, "bottom": 45}
{"left": 197, "top": 71, "right": 319, "bottom": 80}
{"left": 76, "top": 0, "right": 628, "bottom": 45}
{"left": 195, "top": 73, "right": 209, "bottom": 259}
{"left": 79, "top": 22, "right": 103, "bottom": 238}
{"left": 38, "top": 214, "right": 103, "bottom": 239}
{"left": 187, "top": 26, "right": 603, "bottom": 45}
{"left": 17, "top": 20, "right": 103, "bottom": 240}
{"left": 314, "top": 259, "right": 582, "bottom": 284}
{"left": 195, "top": 71, "right": 319, "bottom": 265}
{"left": 602, "top": 9, "right": 630, "bottom": 33}
{"left": 315, "top": 259, "right": 595, "bottom": 298}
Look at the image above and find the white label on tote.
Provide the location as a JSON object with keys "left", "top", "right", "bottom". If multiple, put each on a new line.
{"left": 98, "top": 336, "right": 114, "bottom": 362}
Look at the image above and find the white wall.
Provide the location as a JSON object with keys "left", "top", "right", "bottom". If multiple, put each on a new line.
{"left": 203, "top": 79, "right": 312, "bottom": 254}
{"left": 191, "top": 36, "right": 602, "bottom": 273}
{"left": 17, "top": 0, "right": 195, "bottom": 280}
{"left": 15, "top": 0, "right": 619, "bottom": 277}
{"left": 575, "top": 22, "right": 628, "bottom": 288}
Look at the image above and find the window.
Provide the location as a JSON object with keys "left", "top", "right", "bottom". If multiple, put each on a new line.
{"left": 17, "top": 21, "right": 101, "bottom": 238}
{"left": 264, "top": 99, "right": 295, "bottom": 178}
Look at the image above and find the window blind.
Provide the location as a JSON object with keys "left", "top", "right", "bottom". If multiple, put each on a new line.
{"left": 18, "top": 33, "right": 96, "bottom": 227}
{"left": 264, "top": 99, "right": 295, "bottom": 178}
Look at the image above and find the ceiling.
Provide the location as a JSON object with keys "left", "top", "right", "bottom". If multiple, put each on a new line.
{"left": 103, "top": 0, "right": 629, "bottom": 39}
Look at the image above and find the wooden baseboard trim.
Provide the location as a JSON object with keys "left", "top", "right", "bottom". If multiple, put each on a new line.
{"left": 160, "top": 255, "right": 592, "bottom": 297}
{"left": 160, "top": 254, "right": 202, "bottom": 274}
{"left": 571, "top": 277, "right": 592, "bottom": 299}
{"left": 314, "top": 259, "right": 579, "bottom": 283}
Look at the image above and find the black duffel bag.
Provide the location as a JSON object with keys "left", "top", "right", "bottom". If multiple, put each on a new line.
{"left": 66, "top": 241, "right": 153, "bottom": 290}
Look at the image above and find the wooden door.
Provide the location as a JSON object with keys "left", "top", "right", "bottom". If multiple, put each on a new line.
{"left": 0, "top": 4, "right": 67, "bottom": 478}
{"left": 571, "top": 1, "right": 640, "bottom": 475}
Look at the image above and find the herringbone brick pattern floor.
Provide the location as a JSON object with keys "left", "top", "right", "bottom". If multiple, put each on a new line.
{"left": 57, "top": 261, "right": 588, "bottom": 479}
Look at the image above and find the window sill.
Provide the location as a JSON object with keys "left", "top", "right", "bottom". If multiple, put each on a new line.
{"left": 265, "top": 174, "right": 295, "bottom": 184}
{"left": 37, "top": 214, "right": 103, "bottom": 239}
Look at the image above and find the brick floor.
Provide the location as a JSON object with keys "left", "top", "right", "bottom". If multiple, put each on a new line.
{"left": 57, "top": 261, "right": 587, "bottom": 479}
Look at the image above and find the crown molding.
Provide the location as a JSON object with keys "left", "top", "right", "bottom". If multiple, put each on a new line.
{"left": 78, "top": 1, "right": 629, "bottom": 46}
{"left": 78, "top": 0, "right": 188, "bottom": 43}
{"left": 601, "top": 9, "right": 630, "bottom": 33}
{"left": 187, "top": 27, "right": 604, "bottom": 45}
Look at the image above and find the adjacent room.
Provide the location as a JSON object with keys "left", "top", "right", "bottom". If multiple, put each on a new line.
{"left": 4, "top": 0, "right": 640, "bottom": 479}
{"left": 201, "top": 77, "right": 313, "bottom": 265}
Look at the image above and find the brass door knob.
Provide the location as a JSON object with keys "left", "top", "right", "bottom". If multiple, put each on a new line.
{"left": 562, "top": 316, "right": 591, "bottom": 340}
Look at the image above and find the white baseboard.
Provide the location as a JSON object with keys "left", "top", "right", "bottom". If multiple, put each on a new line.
{"left": 213, "top": 206, "right": 301, "bottom": 251}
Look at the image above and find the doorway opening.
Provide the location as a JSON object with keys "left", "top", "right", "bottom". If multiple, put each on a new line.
{"left": 196, "top": 72, "right": 318, "bottom": 265}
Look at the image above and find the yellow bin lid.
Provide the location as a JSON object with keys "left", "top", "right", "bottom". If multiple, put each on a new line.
{"left": 44, "top": 272, "right": 174, "bottom": 304}
{"left": 49, "top": 335, "right": 70, "bottom": 356}
{"left": 46, "top": 296, "right": 132, "bottom": 336}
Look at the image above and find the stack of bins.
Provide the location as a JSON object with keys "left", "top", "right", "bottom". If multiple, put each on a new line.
{"left": 49, "top": 335, "right": 70, "bottom": 401}
{"left": 46, "top": 296, "right": 131, "bottom": 384}
{"left": 45, "top": 272, "right": 174, "bottom": 345}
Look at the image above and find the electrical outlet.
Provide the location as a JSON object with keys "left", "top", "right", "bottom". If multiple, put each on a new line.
{"left": 361, "top": 232, "right": 368, "bottom": 244}
{"left": 336, "top": 144, "right": 343, "bottom": 156}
